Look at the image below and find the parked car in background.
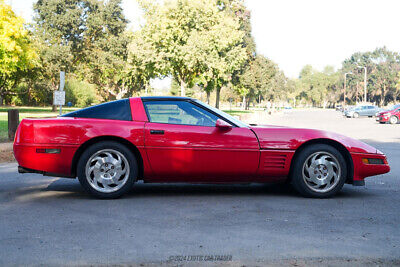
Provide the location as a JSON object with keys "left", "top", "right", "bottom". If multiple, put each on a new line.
{"left": 344, "top": 105, "right": 382, "bottom": 118}
{"left": 376, "top": 104, "right": 400, "bottom": 124}
{"left": 342, "top": 105, "right": 354, "bottom": 114}
{"left": 335, "top": 104, "right": 343, "bottom": 112}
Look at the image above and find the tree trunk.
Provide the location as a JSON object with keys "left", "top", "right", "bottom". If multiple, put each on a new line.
{"left": 180, "top": 80, "right": 186, "bottom": 97}
{"left": 242, "top": 95, "right": 246, "bottom": 110}
{"left": 52, "top": 105, "right": 57, "bottom": 112}
{"left": 380, "top": 84, "right": 386, "bottom": 107}
{"left": 0, "top": 95, "right": 3, "bottom": 106}
{"left": 206, "top": 91, "right": 210, "bottom": 104}
{"left": 8, "top": 109, "right": 19, "bottom": 141}
{"left": 215, "top": 87, "right": 221, "bottom": 108}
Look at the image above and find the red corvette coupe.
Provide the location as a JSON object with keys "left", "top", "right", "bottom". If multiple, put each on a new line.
{"left": 14, "top": 97, "right": 390, "bottom": 198}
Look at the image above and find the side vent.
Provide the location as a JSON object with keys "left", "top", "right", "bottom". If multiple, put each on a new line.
{"left": 263, "top": 154, "right": 287, "bottom": 169}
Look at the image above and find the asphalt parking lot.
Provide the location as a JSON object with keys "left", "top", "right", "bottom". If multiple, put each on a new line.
{"left": 0, "top": 109, "right": 399, "bottom": 266}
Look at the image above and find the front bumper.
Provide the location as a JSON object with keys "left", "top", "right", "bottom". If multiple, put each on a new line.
{"left": 377, "top": 116, "right": 389, "bottom": 122}
{"left": 344, "top": 112, "right": 353, "bottom": 117}
{"left": 351, "top": 152, "right": 390, "bottom": 182}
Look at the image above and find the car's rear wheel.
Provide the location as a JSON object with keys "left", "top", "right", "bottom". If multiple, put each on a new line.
{"left": 77, "top": 141, "right": 137, "bottom": 198}
{"left": 353, "top": 112, "right": 359, "bottom": 118}
{"left": 389, "top": 116, "right": 398, "bottom": 124}
{"left": 290, "top": 144, "right": 347, "bottom": 198}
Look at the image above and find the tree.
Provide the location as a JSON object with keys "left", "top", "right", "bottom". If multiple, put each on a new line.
{"left": 341, "top": 47, "right": 400, "bottom": 106}
{"left": 33, "top": 0, "right": 129, "bottom": 104}
{"left": 225, "top": 0, "right": 258, "bottom": 108}
{"left": 76, "top": 0, "right": 130, "bottom": 99}
{"left": 239, "top": 55, "right": 277, "bottom": 109}
{"left": 296, "top": 65, "right": 339, "bottom": 107}
{"left": 130, "top": 0, "right": 248, "bottom": 102}
{"left": 0, "top": 0, "right": 37, "bottom": 105}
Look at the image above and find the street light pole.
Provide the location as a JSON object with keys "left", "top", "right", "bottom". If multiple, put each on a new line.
{"left": 344, "top": 72, "right": 352, "bottom": 106}
{"left": 358, "top": 66, "right": 367, "bottom": 103}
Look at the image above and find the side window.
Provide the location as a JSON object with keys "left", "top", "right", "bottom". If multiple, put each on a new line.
{"left": 144, "top": 101, "right": 219, "bottom": 126}
{"left": 368, "top": 106, "right": 374, "bottom": 109}
{"left": 62, "top": 99, "right": 132, "bottom": 121}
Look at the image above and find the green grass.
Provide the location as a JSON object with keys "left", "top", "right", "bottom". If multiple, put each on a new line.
{"left": 222, "top": 109, "right": 253, "bottom": 116}
{"left": 0, "top": 106, "right": 78, "bottom": 113}
{"left": 0, "top": 106, "right": 79, "bottom": 142}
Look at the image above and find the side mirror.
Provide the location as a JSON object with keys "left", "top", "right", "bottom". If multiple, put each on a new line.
{"left": 215, "top": 119, "right": 232, "bottom": 130}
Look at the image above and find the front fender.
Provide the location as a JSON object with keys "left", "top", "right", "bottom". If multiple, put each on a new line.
{"left": 250, "top": 126, "right": 378, "bottom": 154}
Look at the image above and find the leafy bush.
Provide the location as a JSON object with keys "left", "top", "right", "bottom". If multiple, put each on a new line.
{"left": 8, "top": 82, "right": 52, "bottom": 106}
{"left": 65, "top": 78, "right": 97, "bottom": 107}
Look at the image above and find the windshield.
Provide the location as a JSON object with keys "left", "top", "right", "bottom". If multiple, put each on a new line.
{"left": 194, "top": 100, "right": 249, "bottom": 127}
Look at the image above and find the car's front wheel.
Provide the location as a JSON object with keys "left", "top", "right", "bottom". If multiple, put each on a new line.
{"left": 390, "top": 116, "right": 398, "bottom": 124}
{"left": 353, "top": 112, "right": 359, "bottom": 118}
{"left": 290, "top": 144, "right": 347, "bottom": 198}
{"left": 77, "top": 141, "right": 137, "bottom": 198}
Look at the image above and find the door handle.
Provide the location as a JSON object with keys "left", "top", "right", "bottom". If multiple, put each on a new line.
{"left": 150, "top": 130, "right": 164, "bottom": 135}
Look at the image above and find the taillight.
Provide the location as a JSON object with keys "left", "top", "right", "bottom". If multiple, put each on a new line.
{"left": 17, "top": 119, "right": 34, "bottom": 143}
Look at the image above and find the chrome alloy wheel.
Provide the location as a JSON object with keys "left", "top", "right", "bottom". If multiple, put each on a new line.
{"left": 302, "top": 151, "right": 341, "bottom": 193}
{"left": 85, "top": 149, "right": 130, "bottom": 193}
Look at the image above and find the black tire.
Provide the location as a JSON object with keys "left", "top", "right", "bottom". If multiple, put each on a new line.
{"left": 379, "top": 122, "right": 386, "bottom": 124}
{"left": 290, "top": 144, "right": 347, "bottom": 198}
{"left": 77, "top": 141, "right": 138, "bottom": 199}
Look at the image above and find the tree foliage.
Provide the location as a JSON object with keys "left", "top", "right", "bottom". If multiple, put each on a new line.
{"left": 130, "top": 0, "right": 249, "bottom": 106}
{"left": 33, "top": 0, "right": 129, "bottom": 100}
{"left": 0, "top": 0, "right": 37, "bottom": 105}
{"left": 4, "top": 0, "right": 400, "bottom": 109}
{"left": 239, "top": 55, "right": 277, "bottom": 108}
{"left": 295, "top": 65, "right": 340, "bottom": 107}
{"left": 342, "top": 47, "right": 400, "bottom": 106}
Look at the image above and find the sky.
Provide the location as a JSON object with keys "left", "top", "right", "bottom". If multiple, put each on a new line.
{"left": 7, "top": 0, "right": 400, "bottom": 79}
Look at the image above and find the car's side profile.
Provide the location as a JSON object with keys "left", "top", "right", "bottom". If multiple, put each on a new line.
{"left": 377, "top": 104, "right": 400, "bottom": 124}
{"left": 14, "top": 97, "right": 390, "bottom": 198}
{"left": 344, "top": 105, "right": 381, "bottom": 118}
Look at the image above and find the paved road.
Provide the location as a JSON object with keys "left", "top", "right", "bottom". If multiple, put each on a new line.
{"left": 0, "top": 109, "right": 399, "bottom": 266}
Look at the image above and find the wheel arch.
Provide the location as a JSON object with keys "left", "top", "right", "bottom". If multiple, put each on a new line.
{"left": 71, "top": 136, "right": 144, "bottom": 179}
{"left": 288, "top": 138, "right": 354, "bottom": 184}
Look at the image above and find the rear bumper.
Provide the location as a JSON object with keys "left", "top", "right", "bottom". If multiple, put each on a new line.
{"left": 18, "top": 166, "right": 75, "bottom": 178}
{"left": 351, "top": 152, "right": 390, "bottom": 181}
{"left": 14, "top": 143, "right": 79, "bottom": 177}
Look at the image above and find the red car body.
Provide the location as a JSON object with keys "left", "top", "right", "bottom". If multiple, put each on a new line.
{"left": 376, "top": 105, "right": 400, "bottom": 123}
{"left": 14, "top": 97, "right": 389, "bottom": 187}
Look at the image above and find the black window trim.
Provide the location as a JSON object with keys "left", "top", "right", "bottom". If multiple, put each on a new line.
{"left": 141, "top": 98, "right": 240, "bottom": 127}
